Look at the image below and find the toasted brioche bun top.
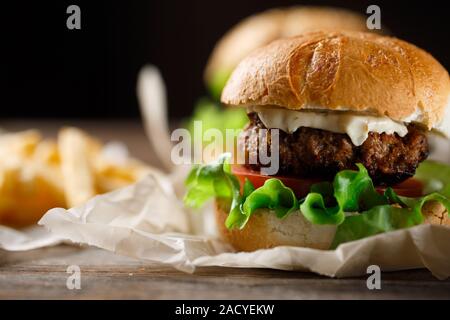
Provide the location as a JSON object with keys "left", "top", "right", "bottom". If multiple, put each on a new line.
{"left": 205, "top": 6, "right": 374, "bottom": 88}
{"left": 221, "top": 31, "right": 450, "bottom": 130}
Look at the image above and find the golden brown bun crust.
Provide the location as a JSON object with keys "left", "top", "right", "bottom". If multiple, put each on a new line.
{"left": 205, "top": 6, "right": 373, "bottom": 86}
{"left": 422, "top": 201, "right": 450, "bottom": 227}
{"left": 216, "top": 199, "right": 449, "bottom": 252}
{"left": 221, "top": 31, "right": 450, "bottom": 129}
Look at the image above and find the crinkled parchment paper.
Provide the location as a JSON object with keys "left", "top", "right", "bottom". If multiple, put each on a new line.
{"left": 32, "top": 173, "right": 450, "bottom": 280}
{"left": 0, "top": 225, "right": 63, "bottom": 251}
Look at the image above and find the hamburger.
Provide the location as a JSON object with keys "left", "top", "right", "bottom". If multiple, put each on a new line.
{"left": 184, "top": 31, "right": 450, "bottom": 251}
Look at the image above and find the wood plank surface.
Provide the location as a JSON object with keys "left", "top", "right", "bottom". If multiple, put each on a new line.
{"left": 2, "top": 245, "right": 450, "bottom": 299}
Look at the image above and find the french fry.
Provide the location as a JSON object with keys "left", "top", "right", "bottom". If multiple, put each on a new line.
{"left": 0, "top": 126, "right": 154, "bottom": 228}
{"left": 94, "top": 158, "right": 152, "bottom": 193}
{"left": 58, "top": 127, "right": 97, "bottom": 208}
{"left": 32, "top": 139, "right": 60, "bottom": 166}
{"left": 0, "top": 130, "right": 41, "bottom": 159}
{"left": 0, "top": 159, "right": 65, "bottom": 228}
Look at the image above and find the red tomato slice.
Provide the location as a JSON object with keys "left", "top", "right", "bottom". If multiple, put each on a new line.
{"left": 231, "top": 165, "right": 424, "bottom": 198}
{"left": 376, "top": 178, "right": 424, "bottom": 197}
{"left": 231, "top": 165, "right": 322, "bottom": 198}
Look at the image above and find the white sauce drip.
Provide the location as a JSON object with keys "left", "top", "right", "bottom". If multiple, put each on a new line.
{"left": 248, "top": 106, "right": 409, "bottom": 146}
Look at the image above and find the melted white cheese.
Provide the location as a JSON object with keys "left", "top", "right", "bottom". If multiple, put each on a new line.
{"left": 248, "top": 106, "right": 408, "bottom": 146}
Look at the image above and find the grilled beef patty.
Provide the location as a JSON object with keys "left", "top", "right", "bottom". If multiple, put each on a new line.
{"left": 240, "top": 113, "right": 429, "bottom": 185}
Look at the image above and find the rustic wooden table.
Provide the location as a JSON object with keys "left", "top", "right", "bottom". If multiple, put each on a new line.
{"left": 1, "top": 119, "right": 449, "bottom": 300}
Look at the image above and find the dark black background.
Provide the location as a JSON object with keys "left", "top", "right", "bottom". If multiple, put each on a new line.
{"left": 2, "top": 0, "right": 449, "bottom": 120}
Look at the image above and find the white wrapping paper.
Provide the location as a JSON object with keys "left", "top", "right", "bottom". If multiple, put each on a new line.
{"left": 35, "top": 173, "right": 450, "bottom": 280}
{"left": 0, "top": 225, "right": 63, "bottom": 251}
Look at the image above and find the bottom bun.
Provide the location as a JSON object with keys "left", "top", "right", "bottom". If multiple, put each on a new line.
{"left": 215, "top": 199, "right": 336, "bottom": 251}
{"left": 215, "top": 199, "right": 449, "bottom": 252}
{"left": 422, "top": 201, "right": 450, "bottom": 226}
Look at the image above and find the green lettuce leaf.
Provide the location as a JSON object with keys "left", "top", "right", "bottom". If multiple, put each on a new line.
{"left": 385, "top": 187, "right": 450, "bottom": 220}
{"left": 332, "top": 190, "right": 450, "bottom": 248}
{"left": 333, "top": 164, "right": 388, "bottom": 211}
{"left": 243, "top": 179, "right": 298, "bottom": 219}
{"left": 300, "top": 193, "right": 343, "bottom": 224}
{"left": 184, "top": 154, "right": 450, "bottom": 248}
{"left": 414, "top": 160, "right": 450, "bottom": 197}
{"left": 243, "top": 178, "right": 255, "bottom": 198}
{"left": 185, "top": 97, "right": 248, "bottom": 142}
{"left": 331, "top": 205, "right": 420, "bottom": 249}
{"left": 300, "top": 164, "right": 387, "bottom": 225}
{"left": 224, "top": 179, "right": 255, "bottom": 229}
{"left": 207, "top": 69, "right": 232, "bottom": 101}
{"left": 226, "top": 178, "right": 299, "bottom": 229}
{"left": 184, "top": 153, "right": 240, "bottom": 209}
{"left": 183, "top": 154, "right": 254, "bottom": 230}
{"left": 184, "top": 156, "right": 300, "bottom": 230}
